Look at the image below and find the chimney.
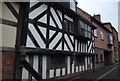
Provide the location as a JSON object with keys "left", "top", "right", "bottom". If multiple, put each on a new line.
{"left": 93, "top": 14, "right": 101, "bottom": 22}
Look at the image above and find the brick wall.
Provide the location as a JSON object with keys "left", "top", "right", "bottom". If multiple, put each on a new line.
{"left": 94, "top": 24, "right": 109, "bottom": 50}
{"left": 2, "top": 52, "right": 15, "bottom": 80}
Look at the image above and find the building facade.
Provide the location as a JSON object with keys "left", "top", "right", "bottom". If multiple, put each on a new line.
{"left": 103, "top": 23, "right": 119, "bottom": 63}
{"left": 1, "top": 1, "right": 96, "bottom": 80}
{"left": 92, "top": 15, "right": 113, "bottom": 66}
{"left": 77, "top": 7, "right": 118, "bottom": 68}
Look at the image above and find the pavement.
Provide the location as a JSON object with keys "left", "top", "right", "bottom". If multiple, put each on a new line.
{"left": 70, "top": 62, "right": 120, "bottom": 81}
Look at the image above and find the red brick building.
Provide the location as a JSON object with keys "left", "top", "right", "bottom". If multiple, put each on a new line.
{"left": 112, "top": 27, "right": 119, "bottom": 62}
{"left": 92, "top": 15, "right": 113, "bottom": 66}
{"left": 103, "top": 23, "right": 119, "bottom": 63}
{"left": 77, "top": 8, "right": 118, "bottom": 67}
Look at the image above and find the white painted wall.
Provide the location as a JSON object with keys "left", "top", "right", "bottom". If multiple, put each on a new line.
{"left": 49, "top": 70, "right": 54, "bottom": 78}
{"left": 49, "top": 31, "right": 62, "bottom": 50}
{"left": 56, "top": 69, "right": 61, "bottom": 77}
{"left": 1, "top": 3, "right": 19, "bottom": 47}
{"left": 29, "top": 3, "right": 47, "bottom": 22}
{"left": 26, "top": 24, "right": 46, "bottom": 48}
{"left": 42, "top": 55, "right": 47, "bottom": 79}
{"left": 50, "top": 7, "right": 62, "bottom": 29}
{"left": 65, "top": 34, "right": 73, "bottom": 51}
{"left": 67, "top": 56, "right": 70, "bottom": 74}
{"left": 85, "top": 57, "right": 87, "bottom": 70}
{"left": 22, "top": 55, "right": 29, "bottom": 80}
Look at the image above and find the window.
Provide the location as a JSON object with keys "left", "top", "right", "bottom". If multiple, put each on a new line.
{"left": 80, "top": 21, "right": 84, "bottom": 28}
{"left": 94, "top": 29, "right": 97, "bottom": 37}
{"left": 64, "top": 19, "right": 74, "bottom": 33}
{"left": 50, "top": 56, "right": 65, "bottom": 66}
{"left": 78, "top": 20, "right": 92, "bottom": 39}
{"left": 76, "top": 56, "right": 85, "bottom": 65}
{"left": 88, "top": 26, "right": 91, "bottom": 32}
{"left": 95, "top": 54, "right": 99, "bottom": 64}
{"left": 108, "top": 33, "right": 113, "bottom": 44}
{"left": 100, "top": 31, "right": 104, "bottom": 40}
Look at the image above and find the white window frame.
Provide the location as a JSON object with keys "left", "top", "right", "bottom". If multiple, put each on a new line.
{"left": 94, "top": 29, "right": 98, "bottom": 37}
{"left": 100, "top": 31, "right": 104, "bottom": 40}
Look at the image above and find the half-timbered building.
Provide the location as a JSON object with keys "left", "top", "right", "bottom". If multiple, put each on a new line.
{"left": 0, "top": 0, "right": 96, "bottom": 80}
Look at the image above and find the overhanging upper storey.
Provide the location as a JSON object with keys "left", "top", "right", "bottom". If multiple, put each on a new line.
{"left": 55, "top": 0, "right": 77, "bottom": 12}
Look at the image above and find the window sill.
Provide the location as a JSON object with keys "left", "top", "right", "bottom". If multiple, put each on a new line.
{"left": 101, "top": 39, "right": 104, "bottom": 41}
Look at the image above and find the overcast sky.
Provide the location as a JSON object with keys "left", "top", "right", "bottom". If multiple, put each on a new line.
{"left": 77, "top": 0, "right": 119, "bottom": 32}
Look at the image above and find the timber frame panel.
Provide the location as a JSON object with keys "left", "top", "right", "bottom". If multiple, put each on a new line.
{"left": 1, "top": 1, "right": 95, "bottom": 81}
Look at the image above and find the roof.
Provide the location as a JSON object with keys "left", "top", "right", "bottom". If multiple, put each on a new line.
{"left": 103, "top": 22, "right": 118, "bottom": 34}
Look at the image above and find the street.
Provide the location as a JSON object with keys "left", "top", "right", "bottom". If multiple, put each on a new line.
{"left": 97, "top": 63, "right": 120, "bottom": 81}
{"left": 71, "top": 63, "right": 120, "bottom": 81}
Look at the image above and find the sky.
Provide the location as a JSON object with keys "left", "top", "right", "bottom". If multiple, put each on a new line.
{"left": 77, "top": 0, "right": 119, "bottom": 32}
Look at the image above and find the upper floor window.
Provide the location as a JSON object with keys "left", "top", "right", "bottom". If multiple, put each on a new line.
{"left": 108, "top": 33, "right": 113, "bottom": 44}
{"left": 64, "top": 19, "right": 74, "bottom": 33}
{"left": 94, "top": 29, "right": 98, "bottom": 37}
{"left": 78, "top": 20, "right": 92, "bottom": 39}
{"left": 100, "top": 31, "right": 104, "bottom": 40}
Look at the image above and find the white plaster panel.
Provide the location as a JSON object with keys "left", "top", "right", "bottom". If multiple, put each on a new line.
{"left": 67, "top": 56, "right": 70, "bottom": 74}
{"left": 82, "top": 65, "right": 84, "bottom": 71}
{"left": 29, "top": 4, "right": 47, "bottom": 19}
{"left": 49, "top": 32, "right": 62, "bottom": 49}
{"left": 49, "top": 30, "right": 56, "bottom": 39}
{"left": 28, "top": 24, "right": 45, "bottom": 48}
{"left": 56, "top": 69, "right": 60, "bottom": 77}
{"left": 38, "top": 26, "right": 46, "bottom": 38}
{"left": 26, "top": 35, "right": 36, "bottom": 48}
{"left": 76, "top": 66, "right": 78, "bottom": 72}
{"left": 38, "top": 14, "right": 47, "bottom": 24}
{"left": 65, "top": 34, "right": 73, "bottom": 51}
{"left": 22, "top": 56, "right": 29, "bottom": 80}
{"left": 78, "top": 42, "right": 80, "bottom": 52}
{"left": 79, "top": 66, "right": 81, "bottom": 72}
{"left": 72, "top": 61, "right": 74, "bottom": 73}
{"left": 42, "top": 55, "right": 47, "bottom": 79}
{"left": 50, "top": 16, "right": 56, "bottom": 27}
{"left": 2, "top": 24, "right": 16, "bottom": 47}
{"left": 64, "top": 42, "right": 69, "bottom": 51}
{"left": 75, "top": 39, "right": 77, "bottom": 52}
{"left": 62, "top": 68, "right": 65, "bottom": 76}
{"left": 57, "top": 10, "right": 62, "bottom": 20}
{"left": 56, "top": 42, "right": 62, "bottom": 50}
{"left": 88, "top": 42, "right": 92, "bottom": 53}
{"left": 33, "top": 55, "right": 39, "bottom": 72}
{"left": 25, "top": 55, "right": 29, "bottom": 63}
{"left": 22, "top": 68, "right": 28, "bottom": 79}
{"left": 64, "top": 15, "right": 73, "bottom": 22}
{"left": 11, "top": 2, "right": 19, "bottom": 14}
{"left": 85, "top": 57, "right": 87, "bottom": 70}
{"left": 50, "top": 7, "right": 62, "bottom": 29}
{"left": 49, "top": 70, "right": 54, "bottom": 78}
{"left": 2, "top": 2, "right": 18, "bottom": 22}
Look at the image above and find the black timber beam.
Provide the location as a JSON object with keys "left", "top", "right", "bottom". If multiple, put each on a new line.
{"left": 20, "top": 60, "right": 43, "bottom": 80}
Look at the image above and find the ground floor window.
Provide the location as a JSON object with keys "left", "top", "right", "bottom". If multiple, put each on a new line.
{"left": 95, "top": 54, "right": 99, "bottom": 64}
{"left": 75, "top": 56, "right": 85, "bottom": 66}
{"left": 49, "top": 55, "right": 65, "bottom": 67}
